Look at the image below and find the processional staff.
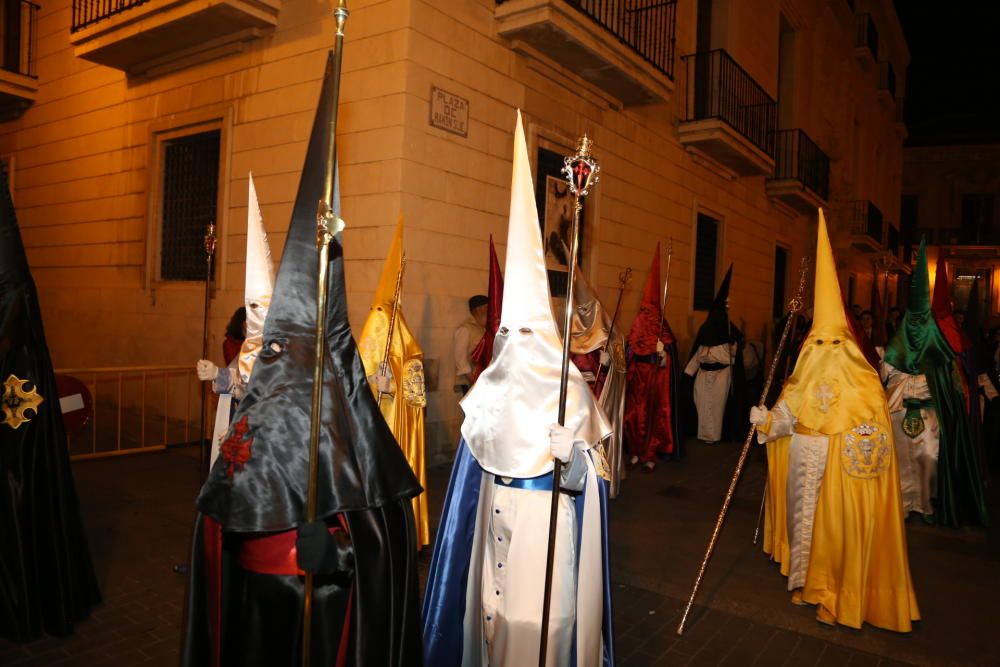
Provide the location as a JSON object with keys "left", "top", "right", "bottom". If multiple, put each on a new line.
{"left": 303, "top": 1, "right": 349, "bottom": 665}
{"left": 677, "top": 257, "right": 810, "bottom": 636}
{"left": 199, "top": 221, "right": 216, "bottom": 479}
{"left": 538, "top": 134, "right": 599, "bottom": 667}
{"left": 592, "top": 266, "right": 632, "bottom": 390}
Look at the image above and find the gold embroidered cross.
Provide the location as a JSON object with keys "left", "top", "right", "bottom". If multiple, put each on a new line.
{"left": 815, "top": 382, "right": 836, "bottom": 413}
{"left": 2, "top": 374, "right": 44, "bottom": 430}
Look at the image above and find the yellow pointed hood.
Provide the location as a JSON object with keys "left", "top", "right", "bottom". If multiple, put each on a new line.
{"left": 371, "top": 214, "right": 404, "bottom": 310}
{"left": 778, "top": 209, "right": 887, "bottom": 434}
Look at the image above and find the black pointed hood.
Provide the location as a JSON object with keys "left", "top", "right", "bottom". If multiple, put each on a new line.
{"left": 696, "top": 264, "right": 733, "bottom": 347}
{"left": 0, "top": 163, "right": 101, "bottom": 638}
{"left": 197, "top": 53, "right": 421, "bottom": 533}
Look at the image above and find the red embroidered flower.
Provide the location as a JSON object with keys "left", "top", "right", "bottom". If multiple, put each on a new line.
{"left": 220, "top": 415, "right": 253, "bottom": 479}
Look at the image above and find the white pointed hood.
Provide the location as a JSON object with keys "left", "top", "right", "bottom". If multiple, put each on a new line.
{"left": 461, "top": 111, "right": 611, "bottom": 477}
{"left": 238, "top": 172, "right": 275, "bottom": 383}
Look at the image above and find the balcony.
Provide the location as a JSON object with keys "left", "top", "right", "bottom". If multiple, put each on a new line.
{"left": 766, "top": 129, "right": 830, "bottom": 213}
{"left": 854, "top": 13, "right": 878, "bottom": 68}
{"left": 844, "top": 200, "right": 884, "bottom": 253}
{"left": 878, "top": 61, "right": 895, "bottom": 109}
{"left": 0, "top": 0, "right": 40, "bottom": 121}
{"left": 494, "top": 0, "right": 677, "bottom": 106}
{"left": 70, "top": 0, "right": 279, "bottom": 77}
{"left": 678, "top": 49, "right": 776, "bottom": 177}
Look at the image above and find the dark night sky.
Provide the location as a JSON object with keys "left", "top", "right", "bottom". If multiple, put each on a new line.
{"left": 895, "top": 2, "right": 1000, "bottom": 145}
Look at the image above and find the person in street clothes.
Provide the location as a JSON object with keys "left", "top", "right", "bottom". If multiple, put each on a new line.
{"left": 454, "top": 294, "right": 488, "bottom": 395}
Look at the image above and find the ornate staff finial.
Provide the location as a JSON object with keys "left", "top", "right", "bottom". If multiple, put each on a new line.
{"left": 563, "top": 134, "right": 600, "bottom": 198}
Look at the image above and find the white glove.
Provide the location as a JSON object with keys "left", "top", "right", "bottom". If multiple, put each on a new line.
{"left": 549, "top": 423, "right": 574, "bottom": 464}
{"left": 196, "top": 359, "right": 219, "bottom": 381}
{"left": 599, "top": 350, "right": 611, "bottom": 367}
{"left": 749, "top": 405, "right": 768, "bottom": 426}
{"left": 655, "top": 340, "right": 665, "bottom": 354}
{"left": 375, "top": 372, "right": 395, "bottom": 395}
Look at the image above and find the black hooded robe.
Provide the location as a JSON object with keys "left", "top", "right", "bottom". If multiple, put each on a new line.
{"left": 181, "top": 52, "right": 423, "bottom": 667}
{"left": 0, "top": 164, "right": 100, "bottom": 641}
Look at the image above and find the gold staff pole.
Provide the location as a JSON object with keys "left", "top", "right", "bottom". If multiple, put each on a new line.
{"left": 199, "top": 221, "right": 216, "bottom": 479}
{"left": 303, "top": 2, "right": 349, "bottom": 665}
{"left": 377, "top": 253, "right": 406, "bottom": 404}
{"left": 538, "top": 135, "right": 600, "bottom": 667}
{"left": 592, "top": 266, "right": 632, "bottom": 390}
{"left": 676, "top": 257, "right": 809, "bottom": 636}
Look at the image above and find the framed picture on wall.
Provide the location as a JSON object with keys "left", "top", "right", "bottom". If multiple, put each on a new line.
{"left": 535, "top": 146, "right": 585, "bottom": 297}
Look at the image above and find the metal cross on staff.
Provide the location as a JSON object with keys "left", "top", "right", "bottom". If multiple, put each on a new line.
{"left": 538, "top": 134, "right": 600, "bottom": 667}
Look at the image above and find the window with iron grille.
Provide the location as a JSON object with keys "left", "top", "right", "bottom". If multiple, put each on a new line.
{"left": 159, "top": 130, "right": 220, "bottom": 281}
{"left": 693, "top": 212, "right": 720, "bottom": 311}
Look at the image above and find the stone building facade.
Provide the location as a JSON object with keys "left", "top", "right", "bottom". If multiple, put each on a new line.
{"left": 4, "top": 0, "right": 909, "bottom": 461}
{"left": 903, "top": 143, "right": 1000, "bottom": 321}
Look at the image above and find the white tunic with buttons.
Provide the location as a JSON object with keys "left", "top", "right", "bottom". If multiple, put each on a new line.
{"left": 460, "top": 447, "right": 600, "bottom": 667}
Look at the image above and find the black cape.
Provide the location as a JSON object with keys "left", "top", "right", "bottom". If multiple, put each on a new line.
{"left": 181, "top": 52, "right": 422, "bottom": 666}
{"left": 0, "top": 164, "right": 100, "bottom": 641}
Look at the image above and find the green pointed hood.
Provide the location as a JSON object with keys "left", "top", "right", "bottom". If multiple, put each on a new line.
{"left": 884, "top": 238, "right": 954, "bottom": 374}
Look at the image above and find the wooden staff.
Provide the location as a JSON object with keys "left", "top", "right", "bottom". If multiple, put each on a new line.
{"left": 676, "top": 257, "right": 809, "bottom": 636}
{"left": 539, "top": 135, "right": 599, "bottom": 667}
{"left": 303, "top": 2, "right": 349, "bottom": 665}
{"left": 592, "top": 266, "right": 632, "bottom": 389}
{"left": 199, "top": 221, "right": 216, "bottom": 479}
{"left": 377, "top": 253, "right": 406, "bottom": 404}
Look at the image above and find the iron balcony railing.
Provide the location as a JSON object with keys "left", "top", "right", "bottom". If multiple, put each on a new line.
{"left": 879, "top": 61, "right": 896, "bottom": 98}
{"left": 771, "top": 129, "right": 830, "bottom": 201}
{"left": 918, "top": 227, "right": 1000, "bottom": 247}
{"left": 856, "top": 13, "right": 878, "bottom": 60}
{"left": 72, "top": 0, "right": 150, "bottom": 32}
{"left": 495, "top": 0, "right": 678, "bottom": 80}
{"left": 848, "top": 200, "right": 884, "bottom": 244}
{"left": 2, "top": 0, "right": 38, "bottom": 78}
{"left": 682, "top": 49, "right": 777, "bottom": 157}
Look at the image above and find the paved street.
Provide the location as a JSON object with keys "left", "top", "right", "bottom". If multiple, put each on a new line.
{"left": 1, "top": 439, "right": 996, "bottom": 666}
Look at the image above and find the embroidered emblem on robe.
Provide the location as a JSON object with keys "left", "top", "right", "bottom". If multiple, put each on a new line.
{"left": 2, "top": 374, "right": 43, "bottom": 430}
{"left": 901, "top": 409, "right": 926, "bottom": 438}
{"left": 812, "top": 378, "right": 840, "bottom": 414}
{"left": 842, "top": 422, "right": 890, "bottom": 479}
{"left": 403, "top": 359, "right": 426, "bottom": 408}
{"left": 220, "top": 415, "right": 254, "bottom": 479}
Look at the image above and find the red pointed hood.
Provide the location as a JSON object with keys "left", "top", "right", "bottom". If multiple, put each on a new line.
{"left": 932, "top": 262, "right": 971, "bottom": 354}
{"left": 470, "top": 235, "right": 504, "bottom": 379}
{"left": 627, "top": 243, "right": 671, "bottom": 354}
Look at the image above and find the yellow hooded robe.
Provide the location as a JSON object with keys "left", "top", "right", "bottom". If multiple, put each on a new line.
{"left": 358, "top": 217, "right": 429, "bottom": 548}
{"left": 757, "top": 210, "right": 919, "bottom": 631}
